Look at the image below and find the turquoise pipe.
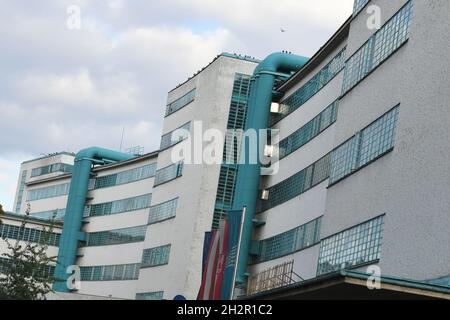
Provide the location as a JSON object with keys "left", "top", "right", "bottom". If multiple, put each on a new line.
{"left": 53, "top": 147, "right": 135, "bottom": 292}
{"left": 232, "top": 53, "right": 308, "bottom": 285}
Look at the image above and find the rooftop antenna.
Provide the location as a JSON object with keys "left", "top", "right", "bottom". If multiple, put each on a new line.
{"left": 119, "top": 126, "right": 125, "bottom": 151}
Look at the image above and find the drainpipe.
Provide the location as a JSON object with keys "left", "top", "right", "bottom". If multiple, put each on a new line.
{"left": 53, "top": 147, "right": 135, "bottom": 292}
{"left": 232, "top": 53, "right": 308, "bottom": 286}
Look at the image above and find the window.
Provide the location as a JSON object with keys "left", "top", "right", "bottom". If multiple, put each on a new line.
{"left": 252, "top": 217, "right": 322, "bottom": 264}
{"left": 148, "top": 198, "right": 178, "bottom": 224}
{"left": 80, "top": 263, "right": 140, "bottom": 281}
{"left": 15, "top": 170, "right": 27, "bottom": 213}
{"left": 94, "top": 163, "right": 157, "bottom": 189}
{"left": 86, "top": 226, "right": 146, "bottom": 246}
{"left": 0, "top": 223, "right": 60, "bottom": 246}
{"left": 342, "top": 1, "right": 413, "bottom": 94}
{"left": 260, "top": 154, "right": 331, "bottom": 212}
{"left": 136, "top": 291, "right": 164, "bottom": 300}
{"left": 279, "top": 101, "right": 339, "bottom": 159}
{"left": 31, "top": 163, "right": 73, "bottom": 178}
{"left": 0, "top": 257, "right": 55, "bottom": 278}
{"left": 154, "top": 162, "right": 184, "bottom": 186}
{"left": 166, "top": 88, "right": 196, "bottom": 116}
{"left": 160, "top": 122, "right": 191, "bottom": 151}
{"left": 329, "top": 106, "right": 399, "bottom": 185}
{"left": 87, "top": 194, "right": 152, "bottom": 217}
{"left": 27, "top": 183, "right": 70, "bottom": 201}
{"left": 271, "top": 48, "right": 346, "bottom": 126}
{"left": 317, "top": 215, "right": 384, "bottom": 275}
{"left": 141, "top": 244, "right": 171, "bottom": 268}
{"left": 31, "top": 209, "right": 66, "bottom": 221}
{"left": 353, "top": 0, "right": 370, "bottom": 16}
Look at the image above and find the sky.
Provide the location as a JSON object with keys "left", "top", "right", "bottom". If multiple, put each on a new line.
{"left": 0, "top": 0, "right": 354, "bottom": 211}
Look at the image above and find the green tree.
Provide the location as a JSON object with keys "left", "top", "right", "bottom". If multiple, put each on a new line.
{"left": 0, "top": 203, "right": 58, "bottom": 300}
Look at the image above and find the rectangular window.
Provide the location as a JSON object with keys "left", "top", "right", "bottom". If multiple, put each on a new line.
{"left": 166, "top": 88, "right": 196, "bottom": 116}
{"left": 353, "top": 0, "right": 370, "bottom": 16}
{"left": 252, "top": 217, "right": 322, "bottom": 264}
{"left": 160, "top": 122, "right": 191, "bottom": 151}
{"left": 329, "top": 106, "right": 399, "bottom": 185}
{"left": 271, "top": 48, "right": 346, "bottom": 126}
{"left": 27, "top": 183, "right": 70, "bottom": 201}
{"left": 0, "top": 223, "right": 60, "bottom": 246}
{"left": 154, "top": 162, "right": 184, "bottom": 186}
{"left": 317, "top": 215, "right": 385, "bottom": 275}
{"left": 141, "top": 244, "right": 171, "bottom": 268}
{"left": 342, "top": 1, "right": 413, "bottom": 94}
{"left": 148, "top": 198, "right": 178, "bottom": 225}
{"left": 88, "top": 194, "right": 152, "bottom": 217}
{"left": 136, "top": 291, "right": 164, "bottom": 300}
{"left": 15, "top": 170, "right": 27, "bottom": 213}
{"left": 94, "top": 163, "right": 157, "bottom": 189}
{"left": 31, "top": 163, "right": 73, "bottom": 178}
{"left": 86, "top": 226, "right": 146, "bottom": 247}
{"left": 31, "top": 208, "right": 66, "bottom": 221}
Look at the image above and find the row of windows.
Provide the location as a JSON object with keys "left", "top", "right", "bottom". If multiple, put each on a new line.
{"left": 270, "top": 47, "right": 346, "bottom": 126}
{"left": 80, "top": 263, "right": 141, "bottom": 281}
{"left": 31, "top": 162, "right": 73, "bottom": 178}
{"left": 278, "top": 100, "right": 339, "bottom": 160}
{"left": 317, "top": 215, "right": 384, "bottom": 275}
{"left": 342, "top": 0, "right": 413, "bottom": 94}
{"left": 31, "top": 208, "right": 66, "bottom": 221}
{"left": 141, "top": 244, "right": 171, "bottom": 268}
{"left": 27, "top": 183, "right": 70, "bottom": 201}
{"left": 0, "top": 257, "right": 55, "bottom": 278}
{"left": 329, "top": 105, "right": 399, "bottom": 185}
{"left": 148, "top": 198, "right": 178, "bottom": 225}
{"left": 154, "top": 162, "right": 184, "bottom": 186}
{"left": 353, "top": 0, "right": 370, "bottom": 15}
{"left": 87, "top": 194, "right": 152, "bottom": 217}
{"left": 94, "top": 163, "right": 157, "bottom": 190}
{"left": 86, "top": 225, "right": 146, "bottom": 247}
{"left": 160, "top": 122, "right": 191, "bottom": 151}
{"left": 252, "top": 217, "right": 322, "bottom": 264}
{"left": 260, "top": 154, "right": 331, "bottom": 212}
{"left": 0, "top": 223, "right": 60, "bottom": 247}
{"left": 136, "top": 291, "right": 164, "bottom": 300}
{"left": 166, "top": 88, "right": 196, "bottom": 116}
{"left": 213, "top": 165, "right": 238, "bottom": 229}
{"left": 15, "top": 170, "right": 27, "bottom": 213}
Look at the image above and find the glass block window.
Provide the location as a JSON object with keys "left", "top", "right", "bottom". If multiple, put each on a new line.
{"left": 279, "top": 101, "right": 339, "bottom": 159}
{"left": 14, "top": 170, "right": 27, "bottom": 213}
{"left": 148, "top": 198, "right": 178, "bottom": 225}
{"left": 31, "top": 163, "right": 73, "bottom": 178}
{"left": 0, "top": 223, "right": 60, "bottom": 246}
{"left": 317, "top": 215, "right": 385, "bottom": 275}
{"left": 166, "top": 88, "right": 196, "bottom": 116}
{"left": 252, "top": 217, "right": 322, "bottom": 264}
{"left": 261, "top": 154, "right": 331, "bottom": 212}
{"left": 329, "top": 106, "right": 399, "bottom": 185}
{"left": 353, "top": 0, "right": 370, "bottom": 16}
{"left": 27, "top": 183, "right": 70, "bottom": 201}
{"left": 88, "top": 194, "right": 152, "bottom": 217}
{"left": 80, "top": 263, "right": 140, "bottom": 281}
{"left": 136, "top": 291, "right": 164, "bottom": 300}
{"left": 154, "top": 162, "right": 184, "bottom": 186}
{"left": 271, "top": 47, "right": 346, "bottom": 126}
{"left": 86, "top": 225, "right": 146, "bottom": 247}
{"left": 94, "top": 163, "right": 157, "bottom": 189}
{"left": 342, "top": 1, "right": 413, "bottom": 94}
{"left": 160, "top": 122, "right": 191, "bottom": 151}
{"left": 141, "top": 244, "right": 171, "bottom": 268}
{"left": 0, "top": 257, "right": 55, "bottom": 278}
{"left": 31, "top": 209, "right": 66, "bottom": 222}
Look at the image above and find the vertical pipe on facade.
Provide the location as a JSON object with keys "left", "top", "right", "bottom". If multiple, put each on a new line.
{"left": 53, "top": 147, "right": 135, "bottom": 292}
{"left": 232, "top": 53, "right": 308, "bottom": 285}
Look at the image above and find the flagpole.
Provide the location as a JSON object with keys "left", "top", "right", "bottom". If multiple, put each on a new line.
{"left": 230, "top": 206, "right": 246, "bottom": 300}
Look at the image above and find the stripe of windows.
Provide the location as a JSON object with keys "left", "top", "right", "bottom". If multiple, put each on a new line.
{"left": 27, "top": 183, "right": 70, "bottom": 201}
{"left": 212, "top": 165, "right": 238, "bottom": 230}
{"left": 0, "top": 223, "right": 60, "bottom": 246}
{"left": 329, "top": 105, "right": 400, "bottom": 185}
{"left": 31, "top": 163, "right": 73, "bottom": 178}
{"left": 80, "top": 263, "right": 141, "bottom": 281}
{"left": 353, "top": 0, "right": 370, "bottom": 16}
{"left": 31, "top": 208, "right": 66, "bottom": 221}
{"left": 93, "top": 163, "right": 157, "bottom": 190}
{"left": 85, "top": 225, "right": 146, "bottom": 247}
{"left": 141, "top": 244, "right": 171, "bottom": 268}
{"left": 148, "top": 198, "right": 178, "bottom": 225}
{"left": 317, "top": 215, "right": 385, "bottom": 275}
{"left": 154, "top": 162, "right": 184, "bottom": 187}
{"left": 0, "top": 257, "right": 55, "bottom": 278}
{"left": 251, "top": 217, "right": 322, "bottom": 264}
{"left": 259, "top": 153, "right": 331, "bottom": 212}
{"left": 270, "top": 47, "right": 347, "bottom": 126}
{"left": 342, "top": 0, "right": 413, "bottom": 94}
{"left": 85, "top": 194, "right": 152, "bottom": 218}
{"left": 160, "top": 122, "right": 191, "bottom": 151}
{"left": 136, "top": 291, "right": 164, "bottom": 300}
{"left": 15, "top": 170, "right": 27, "bottom": 213}
{"left": 278, "top": 100, "right": 339, "bottom": 160}
{"left": 165, "top": 88, "right": 196, "bottom": 116}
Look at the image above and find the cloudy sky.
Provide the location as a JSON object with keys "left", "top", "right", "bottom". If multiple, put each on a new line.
{"left": 0, "top": 0, "right": 353, "bottom": 210}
